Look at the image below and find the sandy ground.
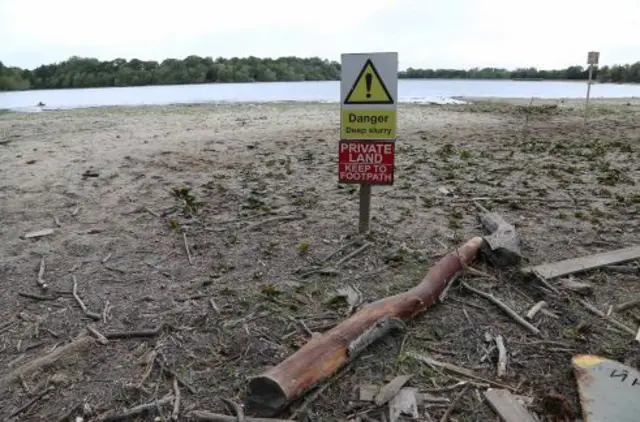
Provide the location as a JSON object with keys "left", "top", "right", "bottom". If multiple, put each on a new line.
{"left": 0, "top": 99, "right": 639, "bottom": 421}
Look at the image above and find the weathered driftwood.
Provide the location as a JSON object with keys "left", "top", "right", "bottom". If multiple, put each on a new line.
{"left": 245, "top": 236, "right": 484, "bottom": 416}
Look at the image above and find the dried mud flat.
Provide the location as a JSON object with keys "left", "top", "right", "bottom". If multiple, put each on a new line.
{"left": 0, "top": 99, "right": 639, "bottom": 421}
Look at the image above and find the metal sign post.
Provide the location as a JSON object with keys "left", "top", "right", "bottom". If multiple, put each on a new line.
{"left": 339, "top": 52, "right": 398, "bottom": 234}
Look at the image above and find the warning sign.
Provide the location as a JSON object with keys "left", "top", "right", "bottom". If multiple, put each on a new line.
{"left": 344, "top": 59, "right": 393, "bottom": 105}
{"left": 341, "top": 53, "right": 398, "bottom": 107}
{"left": 341, "top": 53, "right": 398, "bottom": 143}
{"left": 338, "top": 140, "right": 394, "bottom": 185}
{"left": 341, "top": 109, "right": 396, "bottom": 140}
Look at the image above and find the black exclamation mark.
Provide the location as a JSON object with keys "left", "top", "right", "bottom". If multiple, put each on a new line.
{"left": 365, "top": 73, "right": 372, "bottom": 98}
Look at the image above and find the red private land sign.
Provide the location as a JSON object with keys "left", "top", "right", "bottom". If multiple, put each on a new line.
{"left": 338, "top": 140, "right": 394, "bottom": 185}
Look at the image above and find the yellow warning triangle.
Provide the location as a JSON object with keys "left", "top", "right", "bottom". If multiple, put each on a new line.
{"left": 344, "top": 59, "right": 394, "bottom": 105}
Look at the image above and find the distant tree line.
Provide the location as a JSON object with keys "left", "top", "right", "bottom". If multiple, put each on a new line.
{"left": 1, "top": 55, "right": 639, "bottom": 91}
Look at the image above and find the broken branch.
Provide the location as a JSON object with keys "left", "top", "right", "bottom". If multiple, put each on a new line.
{"left": 104, "top": 324, "right": 165, "bottom": 339}
{"left": 406, "top": 351, "right": 515, "bottom": 391}
{"left": 579, "top": 299, "right": 636, "bottom": 336}
{"left": 494, "top": 335, "right": 507, "bottom": 378}
{"left": 439, "top": 385, "right": 469, "bottom": 422}
{"left": 525, "top": 301, "right": 546, "bottom": 320}
{"left": 98, "top": 394, "right": 174, "bottom": 421}
{"left": 72, "top": 276, "right": 101, "bottom": 321}
{"left": 37, "top": 258, "right": 48, "bottom": 289}
{"left": 183, "top": 232, "right": 194, "bottom": 265}
{"left": 245, "top": 236, "right": 485, "bottom": 416}
{"left": 614, "top": 297, "right": 640, "bottom": 313}
{"left": 171, "top": 378, "right": 181, "bottom": 421}
{"left": 461, "top": 282, "right": 541, "bottom": 336}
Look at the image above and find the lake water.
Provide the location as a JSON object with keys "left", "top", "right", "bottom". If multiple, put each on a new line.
{"left": 1, "top": 79, "right": 639, "bottom": 111}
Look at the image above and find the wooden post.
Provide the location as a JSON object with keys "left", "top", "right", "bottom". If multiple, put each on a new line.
{"left": 586, "top": 64, "right": 593, "bottom": 118}
{"left": 358, "top": 184, "right": 371, "bottom": 234}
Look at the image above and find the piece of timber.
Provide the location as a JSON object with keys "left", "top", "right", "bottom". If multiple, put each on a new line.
{"left": 523, "top": 245, "right": 640, "bottom": 280}
{"left": 244, "top": 236, "right": 484, "bottom": 417}
{"left": 484, "top": 389, "right": 537, "bottom": 422}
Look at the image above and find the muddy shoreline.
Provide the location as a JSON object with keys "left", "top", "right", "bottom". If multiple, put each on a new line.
{"left": 1, "top": 101, "right": 638, "bottom": 421}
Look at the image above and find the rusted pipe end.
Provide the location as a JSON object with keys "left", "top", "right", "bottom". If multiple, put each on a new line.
{"left": 244, "top": 375, "right": 289, "bottom": 417}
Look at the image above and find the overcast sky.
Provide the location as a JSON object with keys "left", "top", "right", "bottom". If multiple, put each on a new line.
{"left": 1, "top": 0, "right": 638, "bottom": 70}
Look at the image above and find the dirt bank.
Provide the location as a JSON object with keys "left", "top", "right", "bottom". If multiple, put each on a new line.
{"left": 0, "top": 101, "right": 638, "bottom": 421}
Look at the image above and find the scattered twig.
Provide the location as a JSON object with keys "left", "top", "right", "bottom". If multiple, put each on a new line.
{"left": 242, "top": 214, "right": 305, "bottom": 232}
{"left": 439, "top": 385, "right": 469, "bottom": 422}
{"left": 104, "top": 324, "right": 165, "bottom": 339}
{"left": 221, "top": 397, "right": 245, "bottom": 422}
{"left": 335, "top": 242, "right": 371, "bottom": 268}
{"left": 614, "top": 297, "right": 640, "bottom": 312}
{"left": 101, "top": 253, "right": 113, "bottom": 263}
{"left": 461, "top": 282, "right": 541, "bottom": 336}
{"left": 102, "top": 300, "right": 111, "bottom": 323}
{"left": 24, "top": 228, "right": 55, "bottom": 239}
{"left": 374, "top": 374, "right": 413, "bottom": 406}
{"left": 18, "top": 291, "right": 53, "bottom": 301}
{"left": 9, "top": 385, "right": 55, "bottom": 418}
{"left": 636, "top": 327, "right": 640, "bottom": 343}
{"left": 406, "top": 351, "right": 515, "bottom": 391}
{"left": 190, "top": 411, "right": 294, "bottom": 422}
{"left": 98, "top": 394, "right": 174, "bottom": 421}
{"left": 526, "top": 301, "right": 546, "bottom": 320}
{"left": 579, "top": 299, "right": 636, "bottom": 336}
{"left": 320, "top": 239, "right": 362, "bottom": 264}
{"left": 209, "top": 298, "right": 221, "bottom": 314}
{"left": 72, "top": 276, "right": 101, "bottom": 321}
{"left": 53, "top": 215, "right": 62, "bottom": 227}
{"left": 438, "top": 270, "right": 462, "bottom": 302}
{"left": 145, "top": 207, "right": 161, "bottom": 217}
{"left": 87, "top": 325, "right": 109, "bottom": 345}
{"left": 37, "top": 258, "right": 48, "bottom": 289}
{"left": 72, "top": 207, "right": 81, "bottom": 216}
{"left": 183, "top": 232, "right": 194, "bottom": 265}
{"left": 171, "top": 378, "right": 181, "bottom": 420}
{"left": 157, "top": 353, "right": 197, "bottom": 395}
{"left": 494, "top": 335, "right": 507, "bottom": 378}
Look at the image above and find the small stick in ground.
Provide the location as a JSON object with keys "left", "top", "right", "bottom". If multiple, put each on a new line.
{"left": 72, "top": 276, "right": 101, "bottom": 321}
{"left": 494, "top": 334, "right": 507, "bottom": 378}
{"left": 439, "top": 385, "right": 470, "bottom": 422}
{"left": 37, "top": 258, "right": 48, "bottom": 289}
{"left": 171, "top": 377, "right": 181, "bottom": 421}
{"left": 614, "top": 297, "right": 640, "bottom": 313}
{"left": 9, "top": 385, "right": 55, "bottom": 418}
{"left": 102, "top": 300, "right": 111, "bottom": 323}
{"left": 157, "top": 353, "right": 197, "bottom": 394}
{"left": 145, "top": 207, "right": 160, "bottom": 218}
{"left": 406, "top": 351, "right": 515, "bottom": 391}
{"left": 242, "top": 214, "right": 305, "bottom": 232}
{"left": 221, "top": 397, "right": 244, "bottom": 422}
{"left": 335, "top": 242, "right": 371, "bottom": 268}
{"left": 183, "top": 232, "right": 194, "bottom": 265}
{"left": 53, "top": 215, "right": 62, "bottom": 227}
{"left": 72, "top": 206, "right": 81, "bottom": 216}
{"left": 438, "top": 270, "right": 462, "bottom": 302}
{"left": 87, "top": 325, "right": 109, "bottom": 345}
{"left": 18, "top": 291, "right": 53, "bottom": 301}
{"left": 526, "top": 301, "right": 547, "bottom": 320}
{"left": 320, "top": 239, "right": 362, "bottom": 264}
{"left": 461, "top": 282, "right": 541, "bottom": 336}
{"left": 190, "top": 411, "right": 294, "bottom": 422}
{"left": 104, "top": 324, "right": 165, "bottom": 339}
{"left": 101, "top": 253, "right": 113, "bottom": 263}
{"left": 97, "top": 394, "right": 174, "bottom": 421}
{"left": 579, "top": 299, "right": 636, "bottom": 336}
{"left": 209, "top": 298, "right": 221, "bottom": 314}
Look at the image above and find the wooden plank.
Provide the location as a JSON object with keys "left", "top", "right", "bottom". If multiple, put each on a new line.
{"left": 484, "top": 388, "right": 537, "bottom": 422}
{"left": 523, "top": 245, "right": 640, "bottom": 280}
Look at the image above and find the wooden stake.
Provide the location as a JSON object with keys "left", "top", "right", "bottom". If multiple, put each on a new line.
{"left": 359, "top": 184, "right": 371, "bottom": 234}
